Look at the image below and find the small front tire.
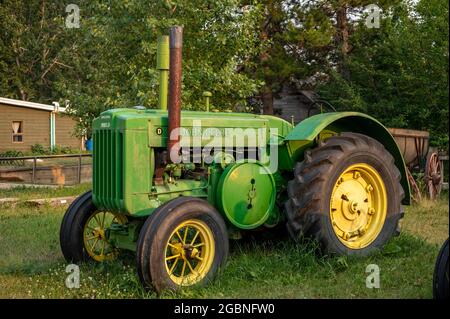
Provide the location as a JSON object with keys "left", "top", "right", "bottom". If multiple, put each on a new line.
{"left": 136, "top": 197, "right": 229, "bottom": 292}
{"left": 59, "top": 191, "right": 126, "bottom": 263}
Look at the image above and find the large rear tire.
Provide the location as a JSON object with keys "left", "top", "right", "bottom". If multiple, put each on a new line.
{"left": 285, "top": 132, "right": 404, "bottom": 255}
{"left": 136, "top": 197, "right": 229, "bottom": 292}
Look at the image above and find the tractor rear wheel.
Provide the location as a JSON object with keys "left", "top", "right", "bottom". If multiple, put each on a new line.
{"left": 285, "top": 132, "right": 404, "bottom": 256}
{"left": 136, "top": 197, "right": 229, "bottom": 292}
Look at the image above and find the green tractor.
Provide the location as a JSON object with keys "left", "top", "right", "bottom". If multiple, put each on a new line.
{"left": 60, "top": 27, "right": 410, "bottom": 292}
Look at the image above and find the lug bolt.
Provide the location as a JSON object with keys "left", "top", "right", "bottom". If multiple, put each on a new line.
{"left": 366, "top": 185, "right": 374, "bottom": 192}
{"left": 368, "top": 208, "right": 375, "bottom": 215}
{"left": 353, "top": 172, "right": 360, "bottom": 179}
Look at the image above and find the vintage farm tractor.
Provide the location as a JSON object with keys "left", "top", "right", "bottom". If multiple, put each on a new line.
{"left": 60, "top": 27, "right": 410, "bottom": 292}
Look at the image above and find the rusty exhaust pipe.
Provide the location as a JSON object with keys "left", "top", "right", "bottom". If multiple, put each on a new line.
{"left": 167, "top": 26, "right": 183, "bottom": 163}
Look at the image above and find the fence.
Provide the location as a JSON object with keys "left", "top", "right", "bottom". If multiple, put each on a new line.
{"left": 0, "top": 154, "right": 92, "bottom": 185}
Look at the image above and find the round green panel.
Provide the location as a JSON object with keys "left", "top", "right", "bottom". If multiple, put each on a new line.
{"left": 216, "top": 162, "right": 276, "bottom": 229}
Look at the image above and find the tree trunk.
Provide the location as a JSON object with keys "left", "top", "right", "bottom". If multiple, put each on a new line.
{"left": 336, "top": 4, "right": 350, "bottom": 79}
{"left": 261, "top": 83, "right": 273, "bottom": 115}
{"left": 260, "top": 11, "right": 274, "bottom": 115}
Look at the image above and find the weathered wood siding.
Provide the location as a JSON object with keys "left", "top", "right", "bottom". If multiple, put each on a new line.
{"left": 273, "top": 85, "right": 318, "bottom": 124}
{"left": 0, "top": 103, "right": 81, "bottom": 152}
{"left": 55, "top": 114, "right": 81, "bottom": 149}
{"left": 0, "top": 103, "right": 50, "bottom": 152}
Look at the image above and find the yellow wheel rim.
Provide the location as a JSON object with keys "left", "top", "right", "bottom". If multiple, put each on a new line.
{"left": 83, "top": 211, "right": 127, "bottom": 262}
{"left": 330, "top": 163, "right": 387, "bottom": 249}
{"left": 165, "top": 219, "right": 215, "bottom": 286}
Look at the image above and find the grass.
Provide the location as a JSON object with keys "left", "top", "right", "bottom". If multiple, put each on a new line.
{"left": 0, "top": 188, "right": 448, "bottom": 299}
{"left": 401, "top": 197, "right": 449, "bottom": 245}
{"left": 0, "top": 183, "right": 91, "bottom": 200}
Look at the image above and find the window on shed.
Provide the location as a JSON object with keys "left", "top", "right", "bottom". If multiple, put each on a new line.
{"left": 12, "top": 121, "right": 23, "bottom": 142}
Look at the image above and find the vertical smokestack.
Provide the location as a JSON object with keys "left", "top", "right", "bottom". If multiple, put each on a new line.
{"left": 168, "top": 26, "right": 183, "bottom": 163}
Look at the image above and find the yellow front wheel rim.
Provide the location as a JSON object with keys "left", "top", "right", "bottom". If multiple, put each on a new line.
{"left": 330, "top": 163, "right": 387, "bottom": 249}
{"left": 83, "top": 211, "right": 127, "bottom": 262}
{"left": 165, "top": 219, "right": 215, "bottom": 286}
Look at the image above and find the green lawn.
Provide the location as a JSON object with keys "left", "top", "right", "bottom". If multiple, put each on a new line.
{"left": 0, "top": 186, "right": 448, "bottom": 299}
{"left": 0, "top": 183, "right": 91, "bottom": 200}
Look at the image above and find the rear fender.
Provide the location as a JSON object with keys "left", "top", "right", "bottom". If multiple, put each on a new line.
{"left": 285, "top": 112, "right": 410, "bottom": 205}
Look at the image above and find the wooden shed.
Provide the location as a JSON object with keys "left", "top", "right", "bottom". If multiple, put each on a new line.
{"left": 273, "top": 84, "right": 321, "bottom": 124}
{"left": 0, "top": 97, "right": 82, "bottom": 152}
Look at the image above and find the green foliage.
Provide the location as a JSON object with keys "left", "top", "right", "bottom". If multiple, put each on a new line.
{"left": 0, "top": 150, "right": 25, "bottom": 166}
{"left": 55, "top": 0, "right": 265, "bottom": 137}
{"left": 0, "top": 1, "right": 76, "bottom": 102}
{"left": 0, "top": 0, "right": 447, "bottom": 147}
{"left": 318, "top": 0, "right": 449, "bottom": 149}
{"left": 0, "top": 0, "right": 264, "bottom": 137}
{"left": 30, "top": 144, "right": 79, "bottom": 155}
{"left": 51, "top": 145, "right": 79, "bottom": 155}
{"left": 30, "top": 144, "right": 47, "bottom": 155}
{"left": 0, "top": 150, "right": 24, "bottom": 158}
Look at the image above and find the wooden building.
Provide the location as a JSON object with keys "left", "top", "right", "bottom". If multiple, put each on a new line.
{"left": 273, "top": 84, "right": 322, "bottom": 124}
{"left": 0, "top": 97, "right": 82, "bottom": 152}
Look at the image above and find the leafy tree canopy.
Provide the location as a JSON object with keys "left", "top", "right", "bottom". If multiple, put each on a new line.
{"left": 0, "top": 0, "right": 447, "bottom": 149}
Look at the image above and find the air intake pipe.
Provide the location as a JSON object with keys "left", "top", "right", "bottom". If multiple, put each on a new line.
{"left": 156, "top": 35, "right": 169, "bottom": 110}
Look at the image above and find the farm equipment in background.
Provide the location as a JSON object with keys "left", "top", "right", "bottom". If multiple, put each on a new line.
{"left": 59, "top": 26, "right": 410, "bottom": 292}
{"left": 388, "top": 128, "right": 445, "bottom": 201}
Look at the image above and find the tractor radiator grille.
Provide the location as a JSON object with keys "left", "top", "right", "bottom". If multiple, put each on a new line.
{"left": 93, "top": 129, "right": 123, "bottom": 211}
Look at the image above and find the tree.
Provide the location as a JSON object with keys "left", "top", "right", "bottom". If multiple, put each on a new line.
{"left": 0, "top": 0, "right": 73, "bottom": 102}
{"left": 60, "top": 0, "right": 267, "bottom": 137}
{"left": 1, "top": 0, "right": 265, "bottom": 137}
{"left": 318, "top": 0, "right": 449, "bottom": 149}
{"left": 247, "top": 0, "right": 336, "bottom": 115}
{"left": 302, "top": 0, "right": 402, "bottom": 77}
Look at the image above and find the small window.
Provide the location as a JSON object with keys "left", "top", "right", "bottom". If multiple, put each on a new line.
{"left": 12, "top": 121, "right": 23, "bottom": 143}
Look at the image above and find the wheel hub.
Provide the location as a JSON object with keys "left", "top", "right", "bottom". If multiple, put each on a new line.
{"left": 432, "top": 173, "right": 441, "bottom": 185}
{"left": 170, "top": 243, "right": 200, "bottom": 260}
{"left": 83, "top": 211, "right": 127, "bottom": 262}
{"left": 165, "top": 220, "right": 215, "bottom": 286}
{"left": 330, "top": 164, "right": 387, "bottom": 249}
{"left": 92, "top": 227, "right": 105, "bottom": 240}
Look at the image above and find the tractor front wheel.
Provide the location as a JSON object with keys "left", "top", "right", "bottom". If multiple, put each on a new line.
{"left": 285, "top": 132, "right": 404, "bottom": 256}
{"left": 60, "top": 191, "right": 127, "bottom": 263}
{"left": 136, "top": 197, "right": 229, "bottom": 292}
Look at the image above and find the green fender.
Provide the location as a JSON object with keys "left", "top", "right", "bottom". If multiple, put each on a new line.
{"left": 285, "top": 112, "right": 410, "bottom": 205}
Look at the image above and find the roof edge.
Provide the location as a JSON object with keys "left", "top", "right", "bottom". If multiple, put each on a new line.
{"left": 0, "top": 97, "right": 67, "bottom": 113}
